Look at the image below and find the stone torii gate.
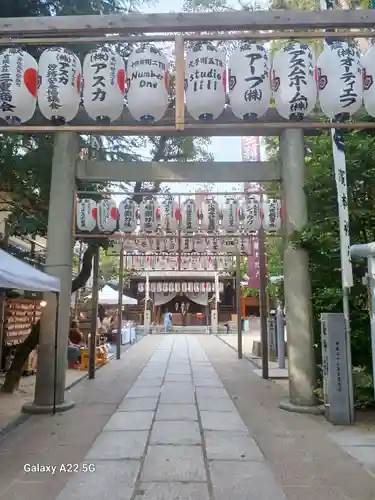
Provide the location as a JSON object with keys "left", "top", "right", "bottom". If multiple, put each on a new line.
{"left": 1, "top": 8, "right": 373, "bottom": 415}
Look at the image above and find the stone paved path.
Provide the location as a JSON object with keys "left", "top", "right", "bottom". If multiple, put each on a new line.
{"left": 55, "top": 334, "right": 286, "bottom": 500}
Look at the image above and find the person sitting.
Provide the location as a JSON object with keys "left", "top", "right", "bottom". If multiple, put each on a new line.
{"left": 67, "top": 319, "right": 85, "bottom": 368}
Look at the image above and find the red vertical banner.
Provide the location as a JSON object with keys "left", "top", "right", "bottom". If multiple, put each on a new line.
{"left": 241, "top": 136, "right": 266, "bottom": 290}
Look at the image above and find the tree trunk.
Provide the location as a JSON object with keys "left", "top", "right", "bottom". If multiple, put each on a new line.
{"left": 0, "top": 243, "right": 98, "bottom": 393}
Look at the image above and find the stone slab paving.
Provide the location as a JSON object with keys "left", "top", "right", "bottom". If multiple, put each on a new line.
{"left": 54, "top": 334, "right": 286, "bottom": 500}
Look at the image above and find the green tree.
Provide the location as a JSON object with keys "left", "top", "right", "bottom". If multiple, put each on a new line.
{"left": 0, "top": 0, "right": 213, "bottom": 392}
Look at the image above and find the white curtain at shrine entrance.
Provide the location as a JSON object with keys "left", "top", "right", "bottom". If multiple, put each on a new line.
{"left": 186, "top": 292, "right": 208, "bottom": 306}
{"left": 153, "top": 292, "right": 209, "bottom": 307}
{"left": 154, "top": 292, "right": 177, "bottom": 306}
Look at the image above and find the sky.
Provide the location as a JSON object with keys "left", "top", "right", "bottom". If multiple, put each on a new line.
{"left": 133, "top": 0, "right": 247, "bottom": 196}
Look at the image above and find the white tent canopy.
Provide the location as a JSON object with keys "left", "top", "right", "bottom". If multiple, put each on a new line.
{"left": 88, "top": 285, "right": 137, "bottom": 305}
{"left": 0, "top": 249, "right": 60, "bottom": 292}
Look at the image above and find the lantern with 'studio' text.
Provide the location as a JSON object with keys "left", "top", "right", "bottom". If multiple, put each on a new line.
{"left": 0, "top": 48, "right": 38, "bottom": 124}
{"left": 83, "top": 47, "right": 125, "bottom": 123}
{"left": 185, "top": 42, "right": 226, "bottom": 121}
{"left": 228, "top": 42, "right": 271, "bottom": 120}
{"left": 38, "top": 47, "right": 81, "bottom": 124}
{"left": 126, "top": 45, "right": 169, "bottom": 123}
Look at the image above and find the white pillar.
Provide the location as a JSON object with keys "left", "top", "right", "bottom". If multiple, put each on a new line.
{"left": 23, "top": 132, "right": 78, "bottom": 414}
{"left": 279, "top": 129, "right": 317, "bottom": 409}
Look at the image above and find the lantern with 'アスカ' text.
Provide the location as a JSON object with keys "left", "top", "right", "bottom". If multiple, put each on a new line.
{"left": 38, "top": 47, "right": 81, "bottom": 124}
{"left": 317, "top": 41, "right": 363, "bottom": 119}
{"left": 228, "top": 42, "right": 271, "bottom": 120}
{"left": 272, "top": 42, "right": 316, "bottom": 120}
{"left": 83, "top": 47, "right": 125, "bottom": 123}
{"left": 185, "top": 42, "right": 226, "bottom": 121}
{"left": 126, "top": 45, "right": 169, "bottom": 123}
{"left": 76, "top": 198, "right": 97, "bottom": 232}
{"left": 0, "top": 48, "right": 38, "bottom": 124}
{"left": 97, "top": 198, "right": 118, "bottom": 233}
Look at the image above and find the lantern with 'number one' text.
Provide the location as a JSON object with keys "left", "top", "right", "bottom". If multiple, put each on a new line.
{"left": 126, "top": 45, "right": 169, "bottom": 123}
{"left": 38, "top": 48, "right": 81, "bottom": 124}
{"left": 262, "top": 199, "right": 282, "bottom": 233}
{"left": 0, "top": 48, "right": 38, "bottom": 124}
{"left": 229, "top": 42, "right": 271, "bottom": 120}
{"left": 97, "top": 199, "right": 118, "bottom": 233}
{"left": 317, "top": 41, "right": 363, "bottom": 119}
{"left": 83, "top": 47, "right": 125, "bottom": 123}
{"left": 272, "top": 42, "right": 316, "bottom": 120}
{"left": 185, "top": 42, "right": 226, "bottom": 121}
{"left": 76, "top": 198, "right": 97, "bottom": 232}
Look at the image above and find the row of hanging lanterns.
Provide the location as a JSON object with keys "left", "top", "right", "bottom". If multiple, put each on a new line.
{"left": 137, "top": 281, "right": 225, "bottom": 293}
{"left": 128, "top": 253, "right": 233, "bottom": 270}
{"left": 76, "top": 196, "right": 282, "bottom": 235}
{"left": 1, "top": 40, "right": 374, "bottom": 125}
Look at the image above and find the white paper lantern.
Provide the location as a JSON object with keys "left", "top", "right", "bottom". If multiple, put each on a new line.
{"left": 181, "top": 199, "right": 198, "bottom": 232}
{"left": 185, "top": 42, "right": 226, "bottom": 121}
{"left": 317, "top": 41, "right": 362, "bottom": 119}
{"left": 207, "top": 234, "right": 219, "bottom": 253}
{"left": 220, "top": 238, "right": 238, "bottom": 253}
{"left": 118, "top": 197, "right": 138, "bottom": 233}
{"left": 139, "top": 200, "right": 159, "bottom": 233}
{"left": 150, "top": 282, "right": 156, "bottom": 292}
{"left": 201, "top": 199, "right": 219, "bottom": 232}
{"left": 229, "top": 42, "right": 270, "bottom": 120}
{"left": 168, "top": 282, "right": 174, "bottom": 292}
{"left": 83, "top": 47, "right": 125, "bottom": 123}
{"left": 0, "top": 48, "right": 37, "bottom": 124}
{"left": 238, "top": 236, "right": 248, "bottom": 254}
{"left": 126, "top": 45, "right": 169, "bottom": 123}
{"left": 138, "top": 282, "right": 145, "bottom": 293}
{"left": 76, "top": 198, "right": 97, "bottom": 232}
{"left": 175, "top": 282, "right": 181, "bottom": 292}
{"left": 149, "top": 237, "right": 164, "bottom": 252}
{"left": 243, "top": 196, "right": 262, "bottom": 232}
{"left": 97, "top": 198, "right": 118, "bottom": 233}
{"left": 38, "top": 47, "right": 81, "bottom": 124}
{"left": 262, "top": 199, "right": 282, "bottom": 233}
{"left": 272, "top": 42, "right": 316, "bottom": 120}
{"left": 193, "top": 234, "right": 207, "bottom": 253}
{"left": 161, "top": 198, "right": 179, "bottom": 232}
{"left": 222, "top": 198, "right": 240, "bottom": 233}
{"left": 362, "top": 46, "right": 375, "bottom": 117}
{"left": 206, "top": 282, "right": 212, "bottom": 292}
{"left": 165, "top": 237, "right": 178, "bottom": 253}
{"left": 181, "top": 236, "right": 193, "bottom": 252}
